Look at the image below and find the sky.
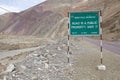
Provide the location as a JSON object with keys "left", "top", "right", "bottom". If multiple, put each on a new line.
{"left": 0, "top": 0, "right": 46, "bottom": 14}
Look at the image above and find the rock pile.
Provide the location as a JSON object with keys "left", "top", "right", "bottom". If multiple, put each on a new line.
{"left": 2, "top": 38, "right": 74, "bottom": 80}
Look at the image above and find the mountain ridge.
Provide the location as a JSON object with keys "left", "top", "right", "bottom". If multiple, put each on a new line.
{"left": 0, "top": 0, "right": 120, "bottom": 41}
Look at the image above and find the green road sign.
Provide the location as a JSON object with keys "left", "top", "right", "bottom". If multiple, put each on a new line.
{"left": 69, "top": 11, "right": 100, "bottom": 36}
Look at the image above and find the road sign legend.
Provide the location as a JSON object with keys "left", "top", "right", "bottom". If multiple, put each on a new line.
{"left": 69, "top": 11, "right": 100, "bottom": 36}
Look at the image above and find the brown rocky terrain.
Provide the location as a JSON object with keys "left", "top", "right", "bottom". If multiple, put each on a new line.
{"left": 0, "top": 37, "right": 120, "bottom": 80}
{"left": 0, "top": 0, "right": 120, "bottom": 79}
{"left": 0, "top": 0, "right": 119, "bottom": 41}
{"left": 0, "top": 34, "right": 54, "bottom": 51}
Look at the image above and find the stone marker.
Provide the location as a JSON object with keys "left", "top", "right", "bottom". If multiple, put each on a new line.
{"left": 97, "top": 64, "right": 106, "bottom": 71}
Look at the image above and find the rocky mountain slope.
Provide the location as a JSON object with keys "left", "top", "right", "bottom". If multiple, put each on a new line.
{"left": 0, "top": 0, "right": 120, "bottom": 41}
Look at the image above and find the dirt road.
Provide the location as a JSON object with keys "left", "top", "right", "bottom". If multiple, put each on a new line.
{"left": 70, "top": 40, "right": 120, "bottom": 80}
{"left": 0, "top": 46, "right": 40, "bottom": 59}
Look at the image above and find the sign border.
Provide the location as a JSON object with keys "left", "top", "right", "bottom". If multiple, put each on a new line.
{"left": 69, "top": 10, "right": 101, "bottom": 36}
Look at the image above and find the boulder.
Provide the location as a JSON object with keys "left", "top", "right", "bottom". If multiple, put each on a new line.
{"left": 5, "top": 64, "right": 15, "bottom": 73}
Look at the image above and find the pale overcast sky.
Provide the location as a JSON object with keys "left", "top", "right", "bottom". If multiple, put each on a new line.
{"left": 0, "top": 0, "right": 46, "bottom": 14}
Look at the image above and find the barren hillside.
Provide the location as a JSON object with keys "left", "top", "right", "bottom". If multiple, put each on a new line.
{"left": 0, "top": 0, "right": 120, "bottom": 41}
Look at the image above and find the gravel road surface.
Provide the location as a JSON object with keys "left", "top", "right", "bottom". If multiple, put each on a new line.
{"left": 84, "top": 37, "right": 120, "bottom": 54}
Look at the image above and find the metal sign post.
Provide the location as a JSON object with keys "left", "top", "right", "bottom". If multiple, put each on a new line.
{"left": 97, "top": 10, "right": 106, "bottom": 70}
{"left": 100, "top": 10, "right": 103, "bottom": 64}
{"left": 67, "top": 12, "right": 70, "bottom": 63}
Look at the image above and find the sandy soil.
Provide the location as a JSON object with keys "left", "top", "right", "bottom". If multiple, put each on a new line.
{"left": 71, "top": 40, "right": 120, "bottom": 80}
{"left": 0, "top": 34, "right": 55, "bottom": 51}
